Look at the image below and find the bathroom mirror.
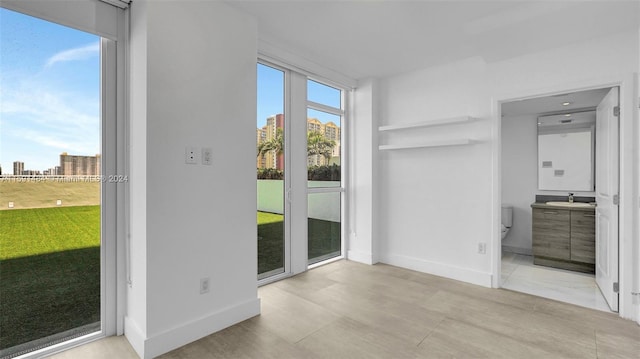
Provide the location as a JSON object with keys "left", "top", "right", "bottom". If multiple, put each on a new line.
{"left": 537, "top": 111, "right": 595, "bottom": 191}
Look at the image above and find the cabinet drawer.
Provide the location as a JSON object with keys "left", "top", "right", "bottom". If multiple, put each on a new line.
{"left": 533, "top": 208, "right": 570, "bottom": 222}
{"left": 571, "top": 211, "right": 595, "bottom": 264}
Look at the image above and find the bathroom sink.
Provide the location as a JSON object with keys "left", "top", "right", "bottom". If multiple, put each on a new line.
{"left": 545, "top": 201, "right": 595, "bottom": 208}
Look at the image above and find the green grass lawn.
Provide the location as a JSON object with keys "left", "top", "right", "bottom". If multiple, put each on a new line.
{"left": 258, "top": 211, "right": 341, "bottom": 275}
{"left": 0, "top": 206, "right": 101, "bottom": 260}
{"left": 0, "top": 207, "right": 338, "bottom": 352}
{"left": 0, "top": 206, "right": 100, "bottom": 352}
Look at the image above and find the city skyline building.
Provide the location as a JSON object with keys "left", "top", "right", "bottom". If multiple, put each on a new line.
{"left": 257, "top": 114, "right": 340, "bottom": 170}
{"left": 60, "top": 153, "right": 101, "bottom": 175}
{"left": 13, "top": 161, "right": 24, "bottom": 175}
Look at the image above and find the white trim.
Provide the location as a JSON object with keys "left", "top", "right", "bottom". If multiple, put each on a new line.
{"left": 307, "top": 100, "right": 344, "bottom": 116}
{"left": 134, "top": 299, "right": 260, "bottom": 359}
{"left": 0, "top": 0, "right": 121, "bottom": 40}
{"left": 309, "top": 254, "right": 344, "bottom": 269}
{"left": 307, "top": 187, "right": 344, "bottom": 194}
{"left": 259, "top": 40, "right": 357, "bottom": 90}
{"left": 11, "top": 331, "right": 105, "bottom": 359}
{"left": 347, "top": 249, "right": 375, "bottom": 265}
{"left": 258, "top": 271, "right": 293, "bottom": 287}
{"left": 381, "top": 253, "right": 493, "bottom": 288}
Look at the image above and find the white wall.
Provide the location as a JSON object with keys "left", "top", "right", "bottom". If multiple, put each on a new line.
{"left": 126, "top": 2, "right": 259, "bottom": 358}
{"left": 377, "top": 56, "right": 494, "bottom": 286}
{"left": 372, "top": 30, "right": 639, "bottom": 320}
{"left": 348, "top": 78, "right": 379, "bottom": 265}
{"left": 501, "top": 114, "right": 537, "bottom": 254}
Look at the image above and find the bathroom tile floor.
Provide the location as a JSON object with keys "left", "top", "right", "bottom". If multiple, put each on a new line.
{"left": 501, "top": 252, "right": 611, "bottom": 312}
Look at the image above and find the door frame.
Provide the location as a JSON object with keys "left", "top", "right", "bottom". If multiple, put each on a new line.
{"left": 491, "top": 73, "right": 638, "bottom": 321}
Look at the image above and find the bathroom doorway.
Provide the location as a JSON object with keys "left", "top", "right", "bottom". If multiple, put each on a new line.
{"left": 499, "top": 86, "right": 619, "bottom": 313}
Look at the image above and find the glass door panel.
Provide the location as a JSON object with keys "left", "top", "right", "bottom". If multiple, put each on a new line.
{"left": 306, "top": 80, "right": 343, "bottom": 265}
{"left": 257, "top": 63, "right": 286, "bottom": 279}
{"left": 0, "top": 8, "right": 101, "bottom": 357}
{"left": 307, "top": 191, "right": 341, "bottom": 265}
{"left": 306, "top": 109, "right": 341, "bottom": 187}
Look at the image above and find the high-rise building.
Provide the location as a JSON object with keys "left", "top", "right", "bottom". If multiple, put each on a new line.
{"left": 256, "top": 127, "right": 267, "bottom": 169}
{"left": 13, "top": 161, "right": 24, "bottom": 175}
{"left": 59, "top": 152, "right": 101, "bottom": 175}
{"left": 307, "top": 118, "right": 340, "bottom": 166}
{"left": 264, "top": 114, "right": 284, "bottom": 170}
{"left": 256, "top": 114, "right": 341, "bottom": 169}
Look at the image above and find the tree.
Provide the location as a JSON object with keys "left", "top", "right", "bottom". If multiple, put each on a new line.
{"left": 307, "top": 131, "right": 335, "bottom": 162}
{"left": 257, "top": 128, "right": 284, "bottom": 158}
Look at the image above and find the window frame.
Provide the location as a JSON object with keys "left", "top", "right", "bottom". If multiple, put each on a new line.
{"left": 0, "top": 1, "right": 127, "bottom": 357}
{"left": 257, "top": 55, "right": 350, "bottom": 280}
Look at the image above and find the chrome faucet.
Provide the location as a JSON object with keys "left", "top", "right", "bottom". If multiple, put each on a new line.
{"left": 568, "top": 193, "right": 574, "bottom": 203}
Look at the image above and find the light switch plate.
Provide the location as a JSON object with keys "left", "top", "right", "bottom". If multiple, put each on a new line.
{"left": 202, "top": 148, "right": 213, "bottom": 165}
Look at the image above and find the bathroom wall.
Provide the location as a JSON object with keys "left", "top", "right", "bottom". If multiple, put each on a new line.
{"left": 501, "top": 114, "right": 537, "bottom": 254}
{"left": 501, "top": 112, "right": 598, "bottom": 254}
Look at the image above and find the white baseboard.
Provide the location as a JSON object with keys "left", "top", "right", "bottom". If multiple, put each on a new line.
{"left": 347, "top": 249, "right": 376, "bottom": 265}
{"left": 124, "top": 316, "right": 145, "bottom": 359}
{"left": 126, "top": 298, "right": 260, "bottom": 359}
{"left": 380, "top": 253, "right": 493, "bottom": 288}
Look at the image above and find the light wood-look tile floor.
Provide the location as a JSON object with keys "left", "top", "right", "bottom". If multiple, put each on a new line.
{"left": 51, "top": 260, "right": 640, "bottom": 359}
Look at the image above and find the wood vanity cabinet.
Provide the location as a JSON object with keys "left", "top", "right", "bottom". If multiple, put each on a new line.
{"left": 531, "top": 204, "right": 595, "bottom": 273}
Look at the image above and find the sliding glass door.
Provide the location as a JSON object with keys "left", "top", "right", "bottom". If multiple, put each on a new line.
{"left": 257, "top": 63, "right": 288, "bottom": 280}
{"left": 0, "top": 2, "right": 122, "bottom": 356}
{"left": 306, "top": 80, "right": 343, "bottom": 265}
{"left": 257, "top": 61, "right": 346, "bottom": 281}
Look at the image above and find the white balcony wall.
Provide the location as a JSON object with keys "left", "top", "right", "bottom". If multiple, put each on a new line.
{"left": 257, "top": 180, "right": 340, "bottom": 222}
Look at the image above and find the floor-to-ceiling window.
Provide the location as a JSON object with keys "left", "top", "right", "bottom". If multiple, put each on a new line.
{"left": 0, "top": 2, "right": 124, "bottom": 357}
{"left": 257, "top": 60, "right": 346, "bottom": 281}
{"left": 306, "top": 80, "right": 343, "bottom": 265}
{"left": 257, "top": 63, "right": 288, "bottom": 280}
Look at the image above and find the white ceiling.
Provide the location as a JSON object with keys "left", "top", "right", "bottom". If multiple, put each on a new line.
{"left": 226, "top": 1, "right": 639, "bottom": 80}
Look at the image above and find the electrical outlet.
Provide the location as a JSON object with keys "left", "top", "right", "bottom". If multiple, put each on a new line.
{"left": 202, "top": 148, "right": 213, "bottom": 165}
{"left": 200, "top": 277, "right": 210, "bottom": 294}
{"left": 478, "top": 242, "right": 486, "bottom": 254}
{"left": 185, "top": 147, "right": 197, "bottom": 164}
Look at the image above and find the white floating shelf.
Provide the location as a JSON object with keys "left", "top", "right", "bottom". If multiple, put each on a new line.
{"left": 378, "top": 116, "right": 475, "bottom": 132}
{"left": 379, "top": 138, "right": 475, "bottom": 151}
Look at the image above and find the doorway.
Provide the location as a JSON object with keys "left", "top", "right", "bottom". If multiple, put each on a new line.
{"left": 498, "top": 86, "right": 619, "bottom": 313}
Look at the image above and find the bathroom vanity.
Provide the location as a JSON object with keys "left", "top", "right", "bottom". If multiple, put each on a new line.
{"left": 530, "top": 202, "right": 595, "bottom": 273}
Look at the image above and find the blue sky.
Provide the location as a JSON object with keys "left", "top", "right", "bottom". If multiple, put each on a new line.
{"left": 0, "top": 8, "right": 100, "bottom": 173}
{"left": 0, "top": 9, "right": 341, "bottom": 174}
{"left": 257, "top": 64, "right": 342, "bottom": 129}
